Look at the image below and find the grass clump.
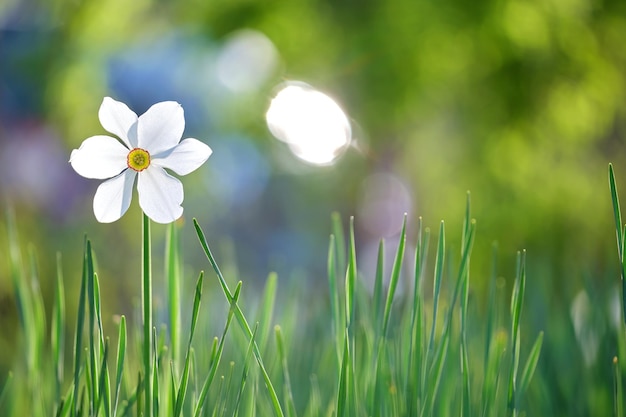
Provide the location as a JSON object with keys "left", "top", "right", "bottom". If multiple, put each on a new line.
{"left": 0, "top": 193, "right": 543, "bottom": 416}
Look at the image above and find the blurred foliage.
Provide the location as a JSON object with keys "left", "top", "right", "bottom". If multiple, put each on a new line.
{"left": 1, "top": 0, "right": 626, "bottom": 414}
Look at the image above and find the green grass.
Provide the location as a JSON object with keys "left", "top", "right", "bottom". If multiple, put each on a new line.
{"left": 0, "top": 190, "right": 566, "bottom": 417}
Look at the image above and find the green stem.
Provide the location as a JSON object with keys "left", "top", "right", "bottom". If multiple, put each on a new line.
{"left": 142, "top": 213, "right": 152, "bottom": 417}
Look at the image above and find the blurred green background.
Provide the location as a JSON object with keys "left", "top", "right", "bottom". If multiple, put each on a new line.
{"left": 1, "top": 0, "right": 626, "bottom": 414}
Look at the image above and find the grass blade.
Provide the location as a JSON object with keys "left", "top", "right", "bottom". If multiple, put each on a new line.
{"left": 53, "top": 252, "right": 66, "bottom": 403}
{"left": 255, "top": 272, "right": 278, "bottom": 353}
{"left": 345, "top": 217, "right": 357, "bottom": 329}
{"left": 519, "top": 331, "right": 544, "bottom": 396}
{"left": 193, "top": 282, "right": 242, "bottom": 417}
{"left": 507, "top": 251, "right": 527, "bottom": 416}
{"left": 428, "top": 221, "right": 446, "bottom": 356}
{"left": 72, "top": 238, "right": 89, "bottom": 417}
{"left": 382, "top": 214, "right": 407, "bottom": 338}
{"left": 275, "top": 326, "right": 297, "bottom": 417}
{"left": 233, "top": 323, "right": 260, "bottom": 414}
{"left": 609, "top": 163, "right": 623, "bottom": 262}
{"left": 336, "top": 331, "right": 350, "bottom": 417}
{"left": 174, "top": 272, "right": 204, "bottom": 417}
{"left": 112, "top": 316, "right": 126, "bottom": 417}
{"left": 193, "top": 218, "right": 285, "bottom": 417}
{"left": 373, "top": 239, "right": 385, "bottom": 336}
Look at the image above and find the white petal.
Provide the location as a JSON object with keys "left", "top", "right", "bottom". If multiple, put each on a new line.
{"left": 70, "top": 135, "right": 129, "bottom": 179}
{"left": 137, "top": 166, "right": 184, "bottom": 224}
{"left": 93, "top": 169, "right": 136, "bottom": 223}
{"left": 137, "top": 101, "right": 185, "bottom": 155}
{"left": 98, "top": 97, "right": 139, "bottom": 148}
{"left": 152, "top": 138, "right": 212, "bottom": 176}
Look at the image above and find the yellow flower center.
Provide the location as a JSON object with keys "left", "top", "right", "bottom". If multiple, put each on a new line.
{"left": 127, "top": 148, "right": 151, "bottom": 172}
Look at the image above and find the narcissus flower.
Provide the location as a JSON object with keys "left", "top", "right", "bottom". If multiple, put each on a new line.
{"left": 70, "top": 97, "right": 212, "bottom": 223}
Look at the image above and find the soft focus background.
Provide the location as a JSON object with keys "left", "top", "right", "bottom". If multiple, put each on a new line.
{"left": 1, "top": 0, "right": 626, "bottom": 414}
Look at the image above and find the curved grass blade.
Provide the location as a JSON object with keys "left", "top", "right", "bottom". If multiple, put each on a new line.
{"left": 233, "top": 323, "right": 260, "bottom": 414}
{"left": 193, "top": 282, "right": 242, "bottom": 417}
{"left": 193, "top": 219, "right": 285, "bottom": 417}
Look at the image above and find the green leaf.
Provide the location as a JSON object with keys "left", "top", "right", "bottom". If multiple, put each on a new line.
{"left": 519, "top": 331, "right": 544, "bottom": 396}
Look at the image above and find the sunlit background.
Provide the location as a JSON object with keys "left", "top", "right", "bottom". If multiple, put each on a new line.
{"left": 1, "top": 0, "right": 626, "bottom": 413}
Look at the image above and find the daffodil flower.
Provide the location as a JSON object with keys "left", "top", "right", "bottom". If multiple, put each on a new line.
{"left": 70, "top": 97, "right": 212, "bottom": 224}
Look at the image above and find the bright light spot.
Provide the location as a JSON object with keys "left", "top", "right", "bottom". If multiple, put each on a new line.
{"left": 216, "top": 29, "right": 278, "bottom": 92}
{"left": 266, "top": 82, "right": 352, "bottom": 166}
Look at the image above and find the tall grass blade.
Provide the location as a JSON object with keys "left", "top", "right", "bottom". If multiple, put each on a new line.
{"left": 327, "top": 234, "right": 343, "bottom": 362}
{"left": 95, "top": 339, "right": 110, "bottom": 417}
{"left": 460, "top": 194, "right": 472, "bottom": 417}
{"left": 609, "top": 164, "right": 626, "bottom": 325}
{"left": 174, "top": 272, "right": 204, "bottom": 417}
{"left": 336, "top": 331, "right": 350, "bottom": 417}
{"left": 193, "top": 282, "right": 242, "bottom": 417}
{"left": 406, "top": 218, "right": 429, "bottom": 415}
{"left": 331, "top": 212, "right": 347, "bottom": 280}
{"left": 142, "top": 213, "right": 153, "bottom": 417}
{"left": 519, "top": 331, "right": 543, "bottom": 396}
{"left": 382, "top": 214, "right": 407, "bottom": 338}
{"left": 255, "top": 272, "right": 278, "bottom": 353}
{"left": 609, "top": 163, "right": 623, "bottom": 261}
{"left": 507, "top": 251, "right": 527, "bottom": 417}
{"left": 86, "top": 240, "right": 99, "bottom": 414}
{"left": 233, "top": 323, "right": 259, "bottom": 414}
{"left": 373, "top": 239, "right": 385, "bottom": 337}
{"left": 53, "top": 253, "right": 66, "bottom": 403}
{"left": 193, "top": 219, "right": 285, "bottom": 417}
{"left": 112, "top": 316, "right": 126, "bottom": 417}
{"left": 428, "top": 221, "right": 446, "bottom": 355}
{"left": 345, "top": 217, "right": 357, "bottom": 329}
{"left": 72, "top": 238, "right": 89, "bottom": 417}
{"left": 275, "top": 326, "right": 297, "bottom": 417}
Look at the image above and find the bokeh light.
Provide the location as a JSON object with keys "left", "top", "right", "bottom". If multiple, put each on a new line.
{"left": 216, "top": 29, "right": 279, "bottom": 93}
{"left": 266, "top": 82, "right": 352, "bottom": 165}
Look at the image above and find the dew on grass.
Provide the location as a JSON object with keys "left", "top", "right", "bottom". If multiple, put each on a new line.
{"left": 266, "top": 82, "right": 352, "bottom": 165}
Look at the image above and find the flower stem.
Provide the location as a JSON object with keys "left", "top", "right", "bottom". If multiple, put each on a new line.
{"left": 142, "top": 212, "right": 153, "bottom": 417}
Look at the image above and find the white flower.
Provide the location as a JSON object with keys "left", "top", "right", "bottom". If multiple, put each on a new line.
{"left": 70, "top": 97, "right": 212, "bottom": 224}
